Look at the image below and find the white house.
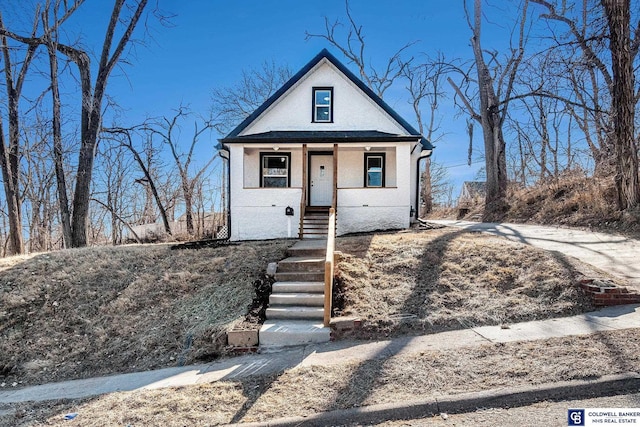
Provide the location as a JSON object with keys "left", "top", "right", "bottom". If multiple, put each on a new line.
{"left": 218, "top": 49, "right": 433, "bottom": 241}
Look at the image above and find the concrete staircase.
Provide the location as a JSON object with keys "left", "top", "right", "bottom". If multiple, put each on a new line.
{"left": 259, "top": 239, "right": 331, "bottom": 347}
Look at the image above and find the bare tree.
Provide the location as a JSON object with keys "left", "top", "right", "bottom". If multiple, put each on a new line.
{"left": 102, "top": 126, "right": 173, "bottom": 235}
{"left": 448, "top": 0, "right": 530, "bottom": 220}
{"left": 211, "top": 61, "right": 291, "bottom": 134}
{"left": 601, "top": 0, "right": 639, "bottom": 209}
{"left": 429, "top": 161, "right": 454, "bottom": 208}
{"left": 403, "top": 54, "right": 449, "bottom": 215}
{"left": 21, "top": 118, "right": 57, "bottom": 253}
{"left": 0, "top": 7, "right": 39, "bottom": 255}
{"left": 1, "top": 0, "right": 151, "bottom": 247}
{"left": 92, "top": 142, "right": 140, "bottom": 245}
{"left": 305, "top": 0, "right": 414, "bottom": 98}
{"left": 0, "top": 1, "right": 84, "bottom": 254}
{"left": 146, "top": 108, "right": 216, "bottom": 237}
{"left": 531, "top": 0, "right": 640, "bottom": 209}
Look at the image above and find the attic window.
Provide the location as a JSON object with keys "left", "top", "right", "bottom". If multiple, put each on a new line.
{"left": 313, "top": 87, "right": 333, "bottom": 123}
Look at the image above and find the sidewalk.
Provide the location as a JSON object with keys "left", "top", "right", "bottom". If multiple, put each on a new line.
{"left": 428, "top": 220, "right": 640, "bottom": 291}
{"left": 1, "top": 304, "right": 638, "bottom": 405}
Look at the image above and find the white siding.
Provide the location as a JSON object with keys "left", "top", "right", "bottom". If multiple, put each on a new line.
{"left": 337, "top": 146, "right": 398, "bottom": 188}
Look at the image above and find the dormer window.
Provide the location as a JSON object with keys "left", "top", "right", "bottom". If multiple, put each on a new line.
{"left": 313, "top": 87, "right": 333, "bottom": 122}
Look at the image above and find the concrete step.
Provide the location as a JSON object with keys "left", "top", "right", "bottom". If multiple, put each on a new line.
{"left": 259, "top": 320, "right": 330, "bottom": 347}
{"left": 275, "top": 271, "right": 325, "bottom": 282}
{"left": 273, "top": 281, "right": 325, "bottom": 293}
{"left": 266, "top": 305, "right": 324, "bottom": 320}
{"left": 301, "top": 233, "right": 328, "bottom": 239}
{"left": 287, "top": 240, "right": 327, "bottom": 257}
{"left": 269, "top": 292, "right": 324, "bottom": 307}
{"left": 277, "top": 257, "right": 325, "bottom": 272}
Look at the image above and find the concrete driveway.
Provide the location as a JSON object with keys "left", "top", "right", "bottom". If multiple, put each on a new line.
{"left": 427, "top": 220, "right": 640, "bottom": 291}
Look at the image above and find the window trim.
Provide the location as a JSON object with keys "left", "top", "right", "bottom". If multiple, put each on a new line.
{"left": 312, "top": 87, "right": 334, "bottom": 123}
{"left": 364, "top": 153, "right": 386, "bottom": 188}
{"left": 260, "top": 152, "right": 291, "bottom": 188}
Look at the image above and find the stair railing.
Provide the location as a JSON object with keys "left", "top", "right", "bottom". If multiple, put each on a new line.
{"left": 323, "top": 207, "right": 336, "bottom": 327}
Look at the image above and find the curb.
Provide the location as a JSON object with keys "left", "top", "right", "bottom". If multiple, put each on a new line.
{"left": 234, "top": 372, "right": 640, "bottom": 427}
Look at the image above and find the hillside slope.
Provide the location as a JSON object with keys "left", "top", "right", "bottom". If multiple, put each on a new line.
{"left": 0, "top": 241, "right": 291, "bottom": 387}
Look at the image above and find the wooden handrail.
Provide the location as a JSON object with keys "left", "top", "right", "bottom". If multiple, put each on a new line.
{"left": 323, "top": 207, "right": 336, "bottom": 327}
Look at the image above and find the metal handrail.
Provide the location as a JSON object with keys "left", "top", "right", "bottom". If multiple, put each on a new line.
{"left": 323, "top": 208, "right": 336, "bottom": 327}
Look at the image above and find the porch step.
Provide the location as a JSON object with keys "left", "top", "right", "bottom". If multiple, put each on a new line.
{"left": 269, "top": 292, "right": 324, "bottom": 307}
{"left": 259, "top": 320, "right": 330, "bottom": 347}
{"left": 300, "top": 207, "right": 331, "bottom": 240}
{"left": 272, "top": 281, "right": 325, "bottom": 293}
{"left": 304, "top": 219, "right": 329, "bottom": 224}
{"left": 277, "top": 257, "right": 325, "bottom": 272}
{"left": 305, "top": 206, "right": 330, "bottom": 214}
{"left": 275, "top": 271, "right": 325, "bottom": 282}
{"left": 266, "top": 305, "right": 324, "bottom": 320}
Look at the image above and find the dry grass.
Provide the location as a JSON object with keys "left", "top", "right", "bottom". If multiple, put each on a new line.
{"left": 436, "top": 170, "right": 640, "bottom": 238}
{"left": 5, "top": 328, "right": 639, "bottom": 426}
{"left": 508, "top": 170, "right": 621, "bottom": 227}
{"left": 0, "top": 240, "right": 292, "bottom": 387}
{"left": 335, "top": 228, "right": 595, "bottom": 336}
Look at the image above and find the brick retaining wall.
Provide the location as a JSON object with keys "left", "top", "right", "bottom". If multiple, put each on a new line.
{"left": 580, "top": 279, "right": 640, "bottom": 307}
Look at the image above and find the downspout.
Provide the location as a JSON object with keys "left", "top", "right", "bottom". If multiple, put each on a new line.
{"left": 414, "top": 139, "right": 434, "bottom": 221}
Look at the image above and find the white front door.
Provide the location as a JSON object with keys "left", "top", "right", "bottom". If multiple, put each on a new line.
{"left": 309, "top": 155, "right": 333, "bottom": 206}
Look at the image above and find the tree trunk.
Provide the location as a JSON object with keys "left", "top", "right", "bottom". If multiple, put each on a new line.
{"left": 71, "top": 105, "right": 101, "bottom": 247}
{"left": 0, "top": 122, "right": 23, "bottom": 255}
{"left": 601, "top": 0, "right": 639, "bottom": 210}
{"left": 470, "top": 1, "right": 509, "bottom": 219}
{"left": 183, "top": 183, "right": 194, "bottom": 235}
{"left": 47, "top": 40, "right": 73, "bottom": 248}
{"left": 420, "top": 158, "right": 433, "bottom": 215}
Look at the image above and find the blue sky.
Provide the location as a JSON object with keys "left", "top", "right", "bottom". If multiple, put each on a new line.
{"left": 8, "top": 1, "right": 530, "bottom": 200}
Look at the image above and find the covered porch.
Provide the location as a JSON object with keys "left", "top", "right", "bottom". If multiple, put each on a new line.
{"left": 225, "top": 132, "right": 419, "bottom": 240}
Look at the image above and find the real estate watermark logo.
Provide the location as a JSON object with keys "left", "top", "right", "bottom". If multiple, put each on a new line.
{"left": 568, "top": 408, "right": 640, "bottom": 426}
{"left": 568, "top": 409, "right": 585, "bottom": 426}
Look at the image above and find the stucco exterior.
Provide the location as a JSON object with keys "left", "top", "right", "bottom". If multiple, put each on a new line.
{"left": 220, "top": 50, "right": 432, "bottom": 241}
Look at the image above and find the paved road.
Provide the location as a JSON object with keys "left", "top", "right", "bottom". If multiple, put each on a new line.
{"left": 428, "top": 220, "right": 640, "bottom": 291}
{"left": 375, "top": 392, "right": 640, "bottom": 426}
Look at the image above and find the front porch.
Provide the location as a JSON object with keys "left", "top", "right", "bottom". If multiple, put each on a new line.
{"left": 227, "top": 139, "right": 414, "bottom": 241}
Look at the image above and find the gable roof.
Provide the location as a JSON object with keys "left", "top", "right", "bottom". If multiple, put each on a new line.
{"left": 221, "top": 49, "right": 433, "bottom": 151}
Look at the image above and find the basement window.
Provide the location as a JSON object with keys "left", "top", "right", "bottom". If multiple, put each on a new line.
{"left": 261, "top": 153, "right": 291, "bottom": 188}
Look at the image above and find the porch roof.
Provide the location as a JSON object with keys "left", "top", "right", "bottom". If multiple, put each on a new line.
{"left": 221, "top": 130, "right": 421, "bottom": 144}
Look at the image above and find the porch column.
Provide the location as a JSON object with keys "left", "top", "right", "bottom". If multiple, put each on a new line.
{"left": 299, "top": 144, "right": 308, "bottom": 239}
{"left": 332, "top": 143, "right": 338, "bottom": 209}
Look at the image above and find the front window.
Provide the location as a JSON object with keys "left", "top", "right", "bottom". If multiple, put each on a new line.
{"left": 313, "top": 87, "right": 333, "bottom": 122}
{"left": 261, "top": 153, "right": 290, "bottom": 187}
{"left": 365, "top": 153, "right": 385, "bottom": 187}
